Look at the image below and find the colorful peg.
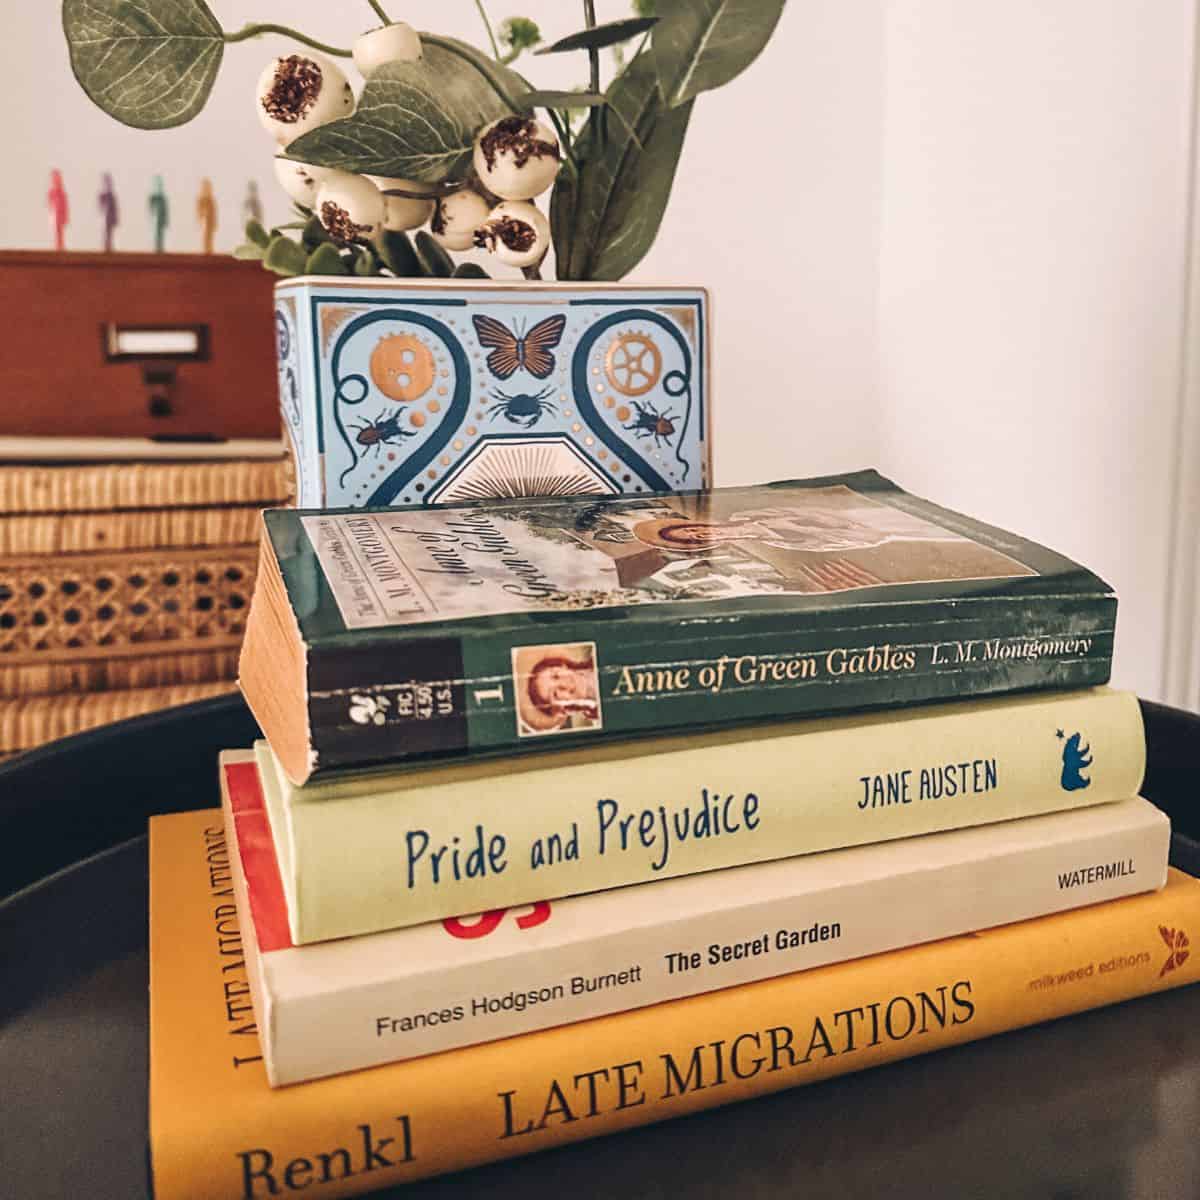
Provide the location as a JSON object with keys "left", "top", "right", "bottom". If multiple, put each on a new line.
{"left": 148, "top": 175, "right": 169, "bottom": 253}
{"left": 47, "top": 170, "right": 69, "bottom": 251}
{"left": 196, "top": 177, "right": 218, "bottom": 254}
{"left": 243, "top": 179, "right": 263, "bottom": 227}
{"left": 98, "top": 172, "right": 119, "bottom": 253}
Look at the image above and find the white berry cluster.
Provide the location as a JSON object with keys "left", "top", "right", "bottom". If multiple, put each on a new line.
{"left": 256, "top": 25, "right": 560, "bottom": 272}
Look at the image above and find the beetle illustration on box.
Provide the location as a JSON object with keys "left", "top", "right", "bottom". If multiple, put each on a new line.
{"left": 275, "top": 280, "right": 710, "bottom": 508}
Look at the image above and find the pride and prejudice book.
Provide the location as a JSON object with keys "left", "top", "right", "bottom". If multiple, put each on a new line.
{"left": 251, "top": 687, "right": 1145, "bottom": 943}
{"left": 238, "top": 470, "right": 1117, "bottom": 784}
{"left": 221, "top": 751, "right": 1169, "bottom": 1086}
{"left": 150, "top": 808, "right": 1200, "bottom": 1200}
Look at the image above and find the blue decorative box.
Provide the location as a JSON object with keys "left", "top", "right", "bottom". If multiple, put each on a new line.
{"left": 273, "top": 278, "right": 710, "bottom": 507}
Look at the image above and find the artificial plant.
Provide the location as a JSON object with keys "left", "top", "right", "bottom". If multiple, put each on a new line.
{"left": 62, "top": 0, "right": 786, "bottom": 280}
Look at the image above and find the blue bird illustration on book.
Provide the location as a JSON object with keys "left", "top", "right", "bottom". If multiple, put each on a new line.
{"left": 1057, "top": 729, "right": 1093, "bottom": 790}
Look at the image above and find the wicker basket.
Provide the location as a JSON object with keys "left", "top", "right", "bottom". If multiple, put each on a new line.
{"left": 0, "top": 646, "right": 242, "bottom": 699}
{"left": 0, "top": 545, "right": 259, "bottom": 664}
{"left": 0, "top": 457, "right": 282, "bottom": 748}
{"left": 0, "top": 458, "right": 288, "bottom": 514}
{"left": 0, "top": 680, "right": 236, "bottom": 753}
{"left": 0, "top": 506, "right": 266, "bottom": 556}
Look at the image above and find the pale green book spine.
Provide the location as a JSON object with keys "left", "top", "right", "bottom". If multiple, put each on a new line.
{"left": 260, "top": 688, "right": 1145, "bottom": 944}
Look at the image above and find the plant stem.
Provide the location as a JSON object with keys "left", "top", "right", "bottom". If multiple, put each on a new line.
{"left": 474, "top": 0, "right": 503, "bottom": 61}
{"left": 545, "top": 109, "right": 580, "bottom": 174}
{"left": 224, "top": 24, "right": 352, "bottom": 56}
{"left": 546, "top": 108, "right": 571, "bottom": 150}
{"left": 366, "top": 0, "right": 391, "bottom": 24}
{"left": 379, "top": 181, "right": 465, "bottom": 200}
{"left": 421, "top": 33, "right": 530, "bottom": 113}
{"left": 583, "top": 0, "right": 600, "bottom": 94}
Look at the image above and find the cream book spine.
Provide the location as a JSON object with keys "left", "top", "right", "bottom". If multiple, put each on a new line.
{"left": 223, "top": 755, "right": 1167, "bottom": 1085}
{"left": 259, "top": 688, "right": 1146, "bottom": 944}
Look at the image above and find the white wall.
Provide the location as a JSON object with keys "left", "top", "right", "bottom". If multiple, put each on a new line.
{"left": 3, "top": 1, "right": 1197, "bottom": 704}
{"left": 877, "top": 0, "right": 1198, "bottom": 702}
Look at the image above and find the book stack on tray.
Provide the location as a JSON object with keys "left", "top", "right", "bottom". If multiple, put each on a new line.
{"left": 0, "top": 457, "right": 289, "bottom": 755}
{"left": 148, "top": 469, "right": 1200, "bottom": 1198}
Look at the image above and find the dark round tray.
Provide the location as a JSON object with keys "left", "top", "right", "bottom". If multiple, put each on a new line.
{"left": 2, "top": 696, "right": 1199, "bottom": 1199}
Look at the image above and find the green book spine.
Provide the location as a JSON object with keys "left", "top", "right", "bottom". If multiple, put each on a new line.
{"left": 264, "top": 471, "right": 1116, "bottom": 778}
{"left": 261, "top": 688, "right": 1144, "bottom": 943}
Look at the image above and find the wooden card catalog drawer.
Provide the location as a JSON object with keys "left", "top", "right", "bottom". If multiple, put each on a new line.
{"left": 0, "top": 251, "right": 280, "bottom": 442}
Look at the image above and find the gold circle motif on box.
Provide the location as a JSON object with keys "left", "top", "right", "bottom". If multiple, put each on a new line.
{"left": 605, "top": 332, "right": 662, "bottom": 397}
{"left": 370, "top": 334, "right": 435, "bottom": 403}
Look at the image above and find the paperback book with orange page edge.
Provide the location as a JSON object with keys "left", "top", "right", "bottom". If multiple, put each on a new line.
{"left": 238, "top": 469, "right": 1116, "bottom": 783}
{"left": 149, "top": 808, "right": 1199, "bottom": 1200}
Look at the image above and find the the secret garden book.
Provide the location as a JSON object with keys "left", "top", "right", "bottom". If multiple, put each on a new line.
{"left": 238, "top": 469, "right": 1116, "bottom": 783}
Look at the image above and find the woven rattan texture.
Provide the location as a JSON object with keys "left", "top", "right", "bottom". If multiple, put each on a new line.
{"left": 0, "top": 506, "right": 264, "bottom": 556}
{"left": 0, "top": 679, "right": 236, "bottom": 752}
{"left": 0, "top": 459, "right": 288, "bottom": 514}
{"left": 0, "top": 646, "right": 241, "bottom": 698}
{"left": 0, "top": 546, "right": 259, "bottom": 663}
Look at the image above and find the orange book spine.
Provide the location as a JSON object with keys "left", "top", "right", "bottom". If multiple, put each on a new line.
{"left": 150, "top": 809, "right": 1200, "bottom": 1200}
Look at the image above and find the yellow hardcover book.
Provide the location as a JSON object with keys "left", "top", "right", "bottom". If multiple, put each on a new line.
{"left": 150, "top": 808, "right": 1199, "bottom": 1200}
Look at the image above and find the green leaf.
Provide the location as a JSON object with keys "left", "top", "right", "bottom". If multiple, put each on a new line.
{"left": 286, "top": 39, "right": 526, "bottom": 183}
{"left": 378, "top": 230, "right": 421, "bottom": 277}
{"left": 535, "top": 17, "right": 658, "bottom": 55}
{"left": 62, "top": 0, "right": 224, "bottom": 130}
{"left": 553, "top": 51, "right": 692, "bottom": 281}
{"left": 453, "top": 262, "right": 490, "bottom": 279}
{"left": 245, "top": 219, "right": 270, "bottom": 248}
{"left": 263, "top": 235, "right": 308, "bottom": 277}
{"left": 525, "top": 90, "right": 607, "bottom": 110}
{"left": 499, "top": 17, "right": 542, "bottom": 56}
{"left": 301, "top": 215, "right": 331, "bottom": 250}
{"left": 414, "top": 231, "right": 454, "bottom": 278}
{"left": 351, "top": 244, "right": 384, "bottom": 276}
{"left": 422, "top": 34, "right": 532, "bottom": 112}
{"left": 305, "top": 243, "right": 348, "bottom": 275}
{"left": 232, "top": 242, "right": 264, "bottom": 261}
{"left": 550, "top": 168, "right": 579, "bottom": 279}
{"left": 652, "top": 0, "right": 785, "bottom": 107}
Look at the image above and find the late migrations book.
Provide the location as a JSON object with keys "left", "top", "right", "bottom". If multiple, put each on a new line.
{"left": 150, "top": 808, "right": 1200, "bottom": 1200}
{"left": 238, "top": 470, "right": 1117, "bottom": 783}
{"left": 221, "top": 751, "right": 1169, "bottom": 1086}
{"left": 253, "top": 687, "right": 1144, "bottom": 943}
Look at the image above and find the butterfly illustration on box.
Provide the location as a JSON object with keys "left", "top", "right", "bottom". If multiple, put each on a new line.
{"left": 292, "top": 283, "right": 710, "bottom": 508}
{"left": 473, "top": 314, "right": 567, "bottom": 379}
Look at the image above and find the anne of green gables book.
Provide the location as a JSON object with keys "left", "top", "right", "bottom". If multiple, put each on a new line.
{"left": 239, "top": 469, "right": 1115, "bottom": 784}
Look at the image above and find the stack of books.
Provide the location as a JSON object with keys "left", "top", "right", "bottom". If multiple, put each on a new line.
{"left": 0, "top": 456, "right": 288, "bottom": 755}
{"left": 147, "top": 470, "right": 1200, "bottom": 1198}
